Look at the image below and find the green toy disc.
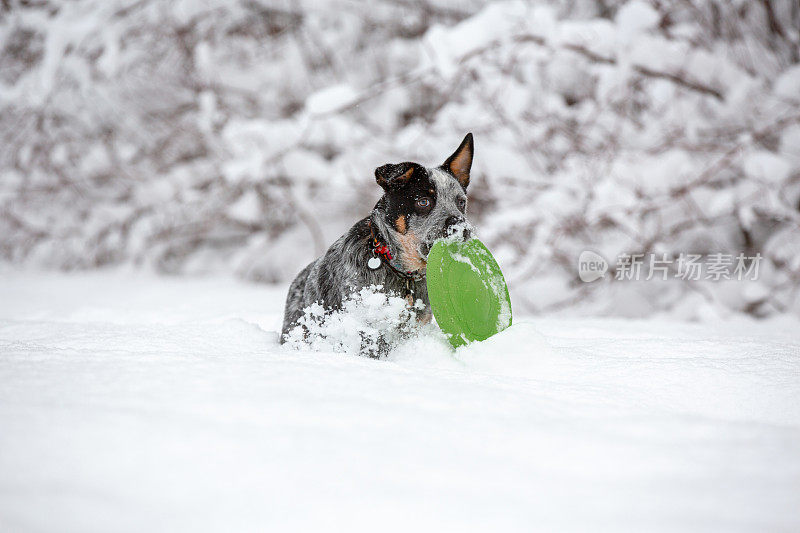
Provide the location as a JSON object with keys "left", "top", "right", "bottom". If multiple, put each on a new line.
{"left": 426, "top": 238, "right": 512, "bottom": 348}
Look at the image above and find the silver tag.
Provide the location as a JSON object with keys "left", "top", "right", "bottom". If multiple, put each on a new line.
{"left": 368, "top": 257, "right": 381, "bottom": 269}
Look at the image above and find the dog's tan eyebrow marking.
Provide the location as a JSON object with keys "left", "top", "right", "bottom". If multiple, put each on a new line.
{"left": 398, "top": 167, "right": 414, "bottom": 183}
{"left": 395, "top": 215, "right": 407, "bottom": 234}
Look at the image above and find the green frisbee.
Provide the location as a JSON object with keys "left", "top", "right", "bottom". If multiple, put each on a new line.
{"left": 426, "top": 238, "right": 512, "bottom": 348}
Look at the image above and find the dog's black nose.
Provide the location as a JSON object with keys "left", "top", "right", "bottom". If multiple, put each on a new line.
{"left": 444, "top": 216, "right": 471, "bottom": 240}
{"left": 445, "top": 216, "right": 462, "bottom": 228}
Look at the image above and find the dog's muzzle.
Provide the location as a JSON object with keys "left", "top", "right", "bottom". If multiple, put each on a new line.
{"left": 444, "top": 216, "right": 471, "bottom": 240}
{"left": 419, "top": 217, "right": 472, "bottom": 258}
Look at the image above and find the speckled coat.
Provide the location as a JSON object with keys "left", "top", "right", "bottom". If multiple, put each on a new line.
{"left": 281, "top": 134, "right": 475, "bottom": 343}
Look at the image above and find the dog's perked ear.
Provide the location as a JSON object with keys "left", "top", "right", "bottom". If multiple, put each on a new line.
{"left": 443, "top": 133, "right": 473, "bottom": 190}
{"left": 375, "top": 162, "right": 415, "bottom": 191}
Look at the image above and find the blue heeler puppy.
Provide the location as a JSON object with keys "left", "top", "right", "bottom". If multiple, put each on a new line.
{"left": 281, "top": 133, "right": 474, "bottom": 351}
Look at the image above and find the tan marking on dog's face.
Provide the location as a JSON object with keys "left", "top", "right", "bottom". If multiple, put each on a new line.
{"left": 375, "top": 165, "right": 415, "bottom": 190}
{"left": 395, "top": 215, "right": 407, "bottom": 234}
{"left": 399, "top": 167, "right": 414, "bottom": 183}
{"left": 397, "top": 231, "right": 426, "bottom": 272}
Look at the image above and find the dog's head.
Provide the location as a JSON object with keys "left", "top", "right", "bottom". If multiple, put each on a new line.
{"left": 373, "top": 133, "right": 474, "bottom": 273}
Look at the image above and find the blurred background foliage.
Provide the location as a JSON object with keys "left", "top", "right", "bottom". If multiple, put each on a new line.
{"left": 1, "top": 0, "right": 799, "bottom": 318}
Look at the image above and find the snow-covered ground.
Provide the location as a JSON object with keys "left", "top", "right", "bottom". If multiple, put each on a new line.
{"left": 1, "top": 271, "right": 799, "bottom": 532}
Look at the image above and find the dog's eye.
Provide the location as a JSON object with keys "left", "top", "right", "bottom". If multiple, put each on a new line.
{"left": 456, "top": 197, "right": 466, "bottom": 212}
{"left": 415, "top": 197, "right": 432, "bottom": 212}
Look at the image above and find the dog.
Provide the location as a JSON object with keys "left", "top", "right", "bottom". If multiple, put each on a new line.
{"left": 281, "top": 133, "right": 474, "bottom": 353}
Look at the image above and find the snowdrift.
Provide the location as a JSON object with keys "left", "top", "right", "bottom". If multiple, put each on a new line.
{"left": 1, "top": 272, "right": 798, "bottom": 532}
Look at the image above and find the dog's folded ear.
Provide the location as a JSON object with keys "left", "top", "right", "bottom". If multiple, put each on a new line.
{"left": 375, "top": 162, "right": 414, "bottom": 191}
{"left": 443, "top": 133, "right": 473, "bottom": 190}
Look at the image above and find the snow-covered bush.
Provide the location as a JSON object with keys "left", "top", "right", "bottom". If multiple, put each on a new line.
{"left": 1, "top": 0, "right": 799, "bottom": 319}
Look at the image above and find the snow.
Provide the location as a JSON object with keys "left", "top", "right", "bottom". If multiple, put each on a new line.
{"left": 283, "top": 285, "right": 429, "bottom": 357}
{"left": 226, "top": 190, "right": 262, "bottom": 224}
{"left": 1, "top": 271, "right": 799, "bottom": 532}
{"left": 306, "top": 84, "right": 359, "bottom": 115}
{"left": 615, "top": 1, "right": 660, "bottom": 42}
{"left": 423, "top": 1, "right": 527, "bottom": 79}
{"left": 774, "top": 65, "right": 800, "bottom": 101}
{"left": 4, "top": 0, "right": 800, "bottom": 321}
{"left": 744, "top": 150, "right": 793, "bottom": 184}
